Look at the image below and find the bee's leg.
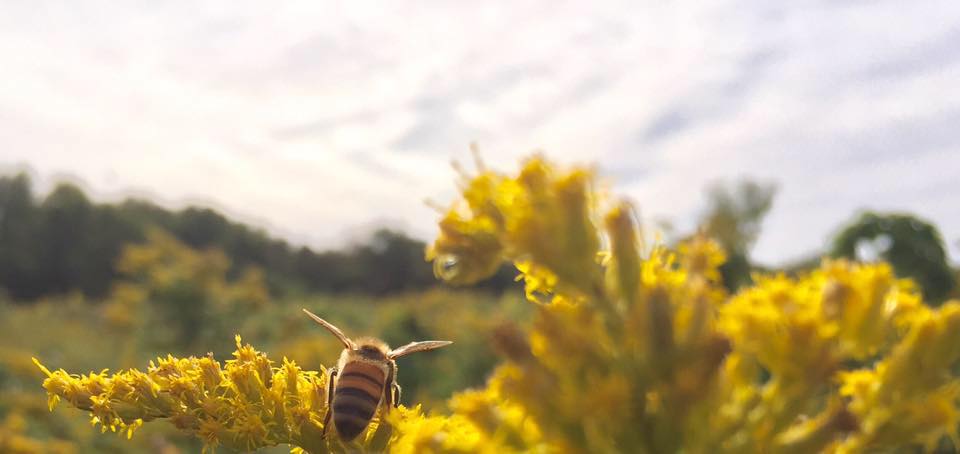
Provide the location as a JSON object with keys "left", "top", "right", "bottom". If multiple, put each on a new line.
{"left": 392, "top": 382, "right": 401, "bottom": 408}
{"left": 321, "top": 366, "right": 338, "bottom": 438}
{"left": 383, "top": 361, "right": 397, "bottom": 413}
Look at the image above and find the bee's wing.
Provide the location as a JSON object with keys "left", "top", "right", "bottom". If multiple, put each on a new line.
{"left": 388, "top": 340, "right": 453, "bottom": 359}
{"left": 302, "top": 308, "right": 356, "bottom": 350}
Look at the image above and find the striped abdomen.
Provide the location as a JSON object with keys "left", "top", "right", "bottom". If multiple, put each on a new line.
{"left": 333, "top": 361, "right": 386, "bottom": 441}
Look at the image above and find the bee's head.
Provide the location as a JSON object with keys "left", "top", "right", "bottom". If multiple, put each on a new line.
{"left": 354, "top": 337, "right": 390, "bottom": 361}
{"left": 303, "top": 309, "right": 449, "bottom": 362}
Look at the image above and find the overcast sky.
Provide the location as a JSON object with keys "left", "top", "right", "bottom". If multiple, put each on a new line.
{"left": 2, "top": 1, "right": 959, "bottom": 265}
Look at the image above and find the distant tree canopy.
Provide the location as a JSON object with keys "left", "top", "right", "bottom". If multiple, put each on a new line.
{"left": 830, "top": 212, "right": 955, "bottom": 304}
{"left": 696, "top": 179, "right": 778, "bottom": 291}
{"left": 0, "top": 173, "right": 516, "bottom": 301}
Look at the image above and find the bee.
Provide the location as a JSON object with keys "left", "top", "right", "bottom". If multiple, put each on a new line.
{"left": 302, "top": 308, "right": 452, "bottom": 442}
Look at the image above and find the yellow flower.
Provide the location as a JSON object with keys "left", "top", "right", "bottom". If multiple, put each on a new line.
{"left": 677, "top": 233, "right": 727, "bottom": 284}
{"left": 428, "top": 154, "right": 960, "bottom": 453}
{"left": 428, "top": 156, "right": 601, "bottom": 296}
{"left": 35, "top": 337, "right": 336, "bottom": 453}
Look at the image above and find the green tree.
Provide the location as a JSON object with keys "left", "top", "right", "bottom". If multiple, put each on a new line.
{"left": 355, "top": 229, "right": 435, "bottom": 295}
{"left": 38, "top": 183, "right": 96, "bottom": 296}
{"left": 830, "top": 212, "right": 955, "bottom": 304}
{"left": 697, "top": 179, "right": 777, "bottom": 291}
{"left": 0, "top": 173, "right": 43, "bottom": 300}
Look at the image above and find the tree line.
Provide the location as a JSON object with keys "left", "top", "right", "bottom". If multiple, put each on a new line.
{"left": 0, "top": 173, "right": 516, "bottom": 301}
{"left": 0, "top": 172, "right": 954, "bottom": 303}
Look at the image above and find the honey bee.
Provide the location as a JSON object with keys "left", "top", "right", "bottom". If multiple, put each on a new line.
{"left": 302, "top": 308, "right": 452, "bottom": 442}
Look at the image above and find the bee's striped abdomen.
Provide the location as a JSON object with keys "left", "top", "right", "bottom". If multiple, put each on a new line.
{"left": 333, "top": 361, "right": 385, "bottom": 441}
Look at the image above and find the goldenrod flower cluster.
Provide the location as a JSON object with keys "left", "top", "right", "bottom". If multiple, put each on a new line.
{"left": 35, "top": 336, "right": 473, "bottom": 453}
{"left": 427, "top": 156, "right": 960, "bottom": 453}
{"left": 35, "top": 336, "right": 331, "bottom": 453}
{"left": 36, "top": 155, "right": 960, "bottom": 453}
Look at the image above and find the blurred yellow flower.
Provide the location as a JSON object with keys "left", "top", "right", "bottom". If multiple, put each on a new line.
{"left": 427, "top": 155, "right": 960, "bottom": 453}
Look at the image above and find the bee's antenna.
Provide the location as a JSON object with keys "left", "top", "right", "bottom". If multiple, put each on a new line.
{"left": 389, "top": 340, "right": 453, "bottom": 359}
{"left": 302, "top": 308, "right": 357, "bottom": 350}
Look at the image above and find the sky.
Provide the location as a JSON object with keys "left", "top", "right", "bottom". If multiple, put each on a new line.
{"left": 1, "top": 1, "right": 959, "bottom": 266}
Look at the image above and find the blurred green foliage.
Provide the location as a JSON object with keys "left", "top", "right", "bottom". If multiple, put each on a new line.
{"left": 694, "top": 179, "right": 777, "bottom": 291}
{"left": 831, "top": 212, "right": 956, "bottom": 304}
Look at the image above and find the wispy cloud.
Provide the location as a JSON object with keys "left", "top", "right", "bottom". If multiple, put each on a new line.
{"left": 1, "top": 0, "right": 958, "bottom": 264}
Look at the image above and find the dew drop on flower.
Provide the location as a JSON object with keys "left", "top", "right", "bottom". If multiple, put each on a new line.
{"left": 434, "top": 254, "right": 460, "bottom": 281}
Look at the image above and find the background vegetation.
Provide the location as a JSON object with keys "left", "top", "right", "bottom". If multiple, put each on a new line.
{"left": 1, "top": 169, "right": 958, "bottom": 452}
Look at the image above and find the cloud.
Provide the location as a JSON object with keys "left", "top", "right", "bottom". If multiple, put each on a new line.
{"left": 1, "top": 0, "right": 958, "bottom": 265}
